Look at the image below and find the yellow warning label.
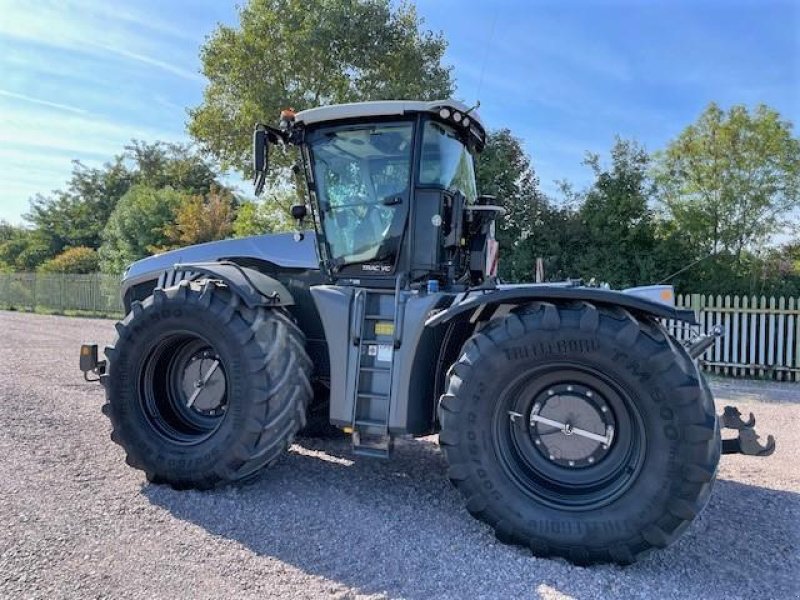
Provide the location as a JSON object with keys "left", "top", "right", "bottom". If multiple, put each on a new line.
{"left": 375, "top": 322, "right": 394, "bottom": 336}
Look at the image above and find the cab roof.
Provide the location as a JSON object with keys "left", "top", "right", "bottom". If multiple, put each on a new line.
{"left": 294, "top": 100, "right": 485, "bottom": 132}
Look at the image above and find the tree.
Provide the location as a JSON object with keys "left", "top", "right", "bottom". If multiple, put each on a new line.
{"left": 233, "top": 197, "right": 294, "bottom": 237}
{"left": 475, "top": 129, "right": 547, "bottom": 281}
{"left": 26, "top": 156, "right": 131, "bottom": 253}
{"left": 124, "top": 140, "right": 220, "bottom": 196}
{"left": 0, "top": 227, "right": 54, "bottom": 272}
{"left": 98, "top": 186, "right": 187, "bottom": 274}
{"left": 189, "top": 0, "right": 453, "bottom": 173}
{"left": 576, "top": 139, "right": 667, "bottom": 287}
{"left": 655, "top": 103, "right": 800, "bottom": 260}
{"left": 25, "top": 141, "right": 222, "bottom": 261}
{"left": 159, "top": 187, "right": 236, "bottom": 250}
{"left": 38, "top": 247, "right": 100, "bottom": 274}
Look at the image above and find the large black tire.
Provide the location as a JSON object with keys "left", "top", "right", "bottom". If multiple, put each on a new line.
{"left": 439, "top": 302, "right": 720, "bottom": 565}
{"left": 102, "top": 280, "right": 312, "bottom": 489}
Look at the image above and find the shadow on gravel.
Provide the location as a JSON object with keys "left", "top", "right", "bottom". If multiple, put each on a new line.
{"left": 144, "top": 437, "right": 799, "bottom": 599}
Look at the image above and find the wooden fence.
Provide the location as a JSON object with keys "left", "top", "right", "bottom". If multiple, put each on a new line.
{"left": 672, "top": 294, "right": 800, "bottom": 382}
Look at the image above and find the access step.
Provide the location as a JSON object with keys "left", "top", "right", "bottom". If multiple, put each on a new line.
{"left": 352, "top": 430, "right": 392, "bottom": 459}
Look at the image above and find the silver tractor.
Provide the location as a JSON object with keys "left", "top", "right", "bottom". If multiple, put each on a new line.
{"left": 81, "top": 100, "right": 774, "bottom": 564}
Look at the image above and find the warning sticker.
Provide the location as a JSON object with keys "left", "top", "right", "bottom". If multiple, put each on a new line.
{"left": 376, "top": 344, "right": 393, "bottom": 362}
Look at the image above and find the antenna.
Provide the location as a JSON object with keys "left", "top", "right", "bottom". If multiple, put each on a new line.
{"left": 657, "top": 252, "right": 717, "bottom": 284}
{"left": 475, "top": 10, "right": 499, "bottom": 103}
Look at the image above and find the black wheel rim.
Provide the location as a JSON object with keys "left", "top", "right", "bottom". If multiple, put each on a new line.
{"left": 139, "top": 332, "right": 228, "bottom": 445}
{"left": 492, "top": 363, "right": 646, "bottom": 511}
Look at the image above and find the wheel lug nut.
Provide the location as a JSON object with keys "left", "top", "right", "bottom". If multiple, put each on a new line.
{"left": 568, "top": 460, "right": 575, "bottom": 467}
{"left": 586, "top": 391, "right": 593, "bottom": 398}
{"left": 549, "top": 454, "right": 555, "bottom": 461}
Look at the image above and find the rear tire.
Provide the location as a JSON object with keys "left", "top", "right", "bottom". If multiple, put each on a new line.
{"left": 102, "top": 280, "right": 312, "bottom": 489}
{"left": 439, "top": 302, "right": 720, "bottom": 565}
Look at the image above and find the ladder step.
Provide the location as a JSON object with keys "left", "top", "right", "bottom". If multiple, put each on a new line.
{"left": 352, "top": 430, "right": 393, "bottom": 459}
{"left": 355, "top": 418, "right": 386, "bottom": 428}
{"left": 359, "top": 366, "right": 390, "bottom": 373}
{"left": 357, "top": 392, "right": 388, "bottom": 399}
{"left": 353, "top": 446, "right": 391, "bottom": 459}
{"left": 364, "top": 314, "right": 395, "bottom": 320}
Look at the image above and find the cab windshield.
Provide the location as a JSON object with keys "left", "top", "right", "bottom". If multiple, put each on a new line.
{"left": 419, "top": 120, "right": 477, "bottom": 203}
{"left": 309, "top": 122, "right": 413, "bottom": 268}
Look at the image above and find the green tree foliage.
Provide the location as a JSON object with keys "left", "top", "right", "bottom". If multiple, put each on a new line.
{"left": 24, "top": 141, "right": 222, "bottom": 265}
{"left": 0, "top": 224, "right": 54, "bottom": 272}
{"left": 123, "top": 140, "right": 220, "bottom": 196}
{"left": 574, "top": 139, "right": 695, "bottom": 288}
{"left": 475, "top": 129, "right": 548, "bottom": 281}
{"left": 26, "top": 157, "right": 131, "bottom": 253}
{"left": 98, "top": 186, "right": 188, "bottom": 274}
{"left": 37, "top": 246, "right": 100, "bottom": 274}
{"left": 188, "top": 0, "right": 453, "bottom": 173}
{"left": 159, "top": 187, "right": 237, "bottom": 251}
{"left": 655, "top": 103, "right": 800, "bottom": 259}
{"left": 233, "top": 198, "right": 293, "bottom": 237}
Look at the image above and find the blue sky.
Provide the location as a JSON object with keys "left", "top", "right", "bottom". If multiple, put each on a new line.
{"left": 0, "top": 0, "right": 797, "bottom": 224}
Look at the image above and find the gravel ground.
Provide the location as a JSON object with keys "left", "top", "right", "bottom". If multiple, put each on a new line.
{"left": 0, "top": 310, "right": 798, "bottom": 600}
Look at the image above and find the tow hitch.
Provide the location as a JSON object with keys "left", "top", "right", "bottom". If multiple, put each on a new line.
{"left": 685, "top": 327, "right": 776, "bottom": 457}
{"left": 79, "top": 344, "right": 106, "bottom": 383}
{"left": 720, "top": 406, "right": 776, "bottom": 457}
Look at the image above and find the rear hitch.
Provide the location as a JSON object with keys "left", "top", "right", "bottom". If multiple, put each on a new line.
{"left": 80, "top": 344, "right": 106, "bottom": 383}
{"left": 720, "top": 405, "right": 776, "bottom": 457}
{"left": 687, "top": 325, "right": 724, "bottom": 359}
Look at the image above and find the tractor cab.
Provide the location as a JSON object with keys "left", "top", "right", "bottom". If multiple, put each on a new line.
{"left": 254, "top": 100, "right": 501, "bottom": 289}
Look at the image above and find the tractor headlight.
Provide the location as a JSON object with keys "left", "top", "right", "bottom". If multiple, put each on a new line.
{"left": 439, "top": 108, "right": 451, "bottom": 119}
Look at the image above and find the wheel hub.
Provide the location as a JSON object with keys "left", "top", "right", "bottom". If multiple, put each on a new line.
{"left": 528, "top": 383, "right": 616, "bottom": 469}
{"left": 181, "top": 350, "right": 227, "bottom": 415}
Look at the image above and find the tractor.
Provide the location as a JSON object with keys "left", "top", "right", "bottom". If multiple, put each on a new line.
{"left": 81, "top": 100, "right": 775, "bottom": 564}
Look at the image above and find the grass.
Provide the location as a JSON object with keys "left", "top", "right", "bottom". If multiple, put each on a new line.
{"left": 0, "top": 304, "right": 122, "bottom": 320}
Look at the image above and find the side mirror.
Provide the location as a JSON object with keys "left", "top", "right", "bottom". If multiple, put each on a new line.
{"left": 291, "top": 204, "right": 308, "bottom": 221}
{"left": 291, "top": 204, "right": 308, "bottom": 242}
{"left": 253, "top": 125, "right": 269, "bottom": 196}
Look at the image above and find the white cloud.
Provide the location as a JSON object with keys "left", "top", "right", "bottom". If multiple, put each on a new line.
{"left": 0, "top": 104, "right": 183, "bottom": 157}
{"left": 0, "top": 101, "right": 188, "bottom": 221}
{"left": 0, "top": 89, "right": 88, "bottom": 115}
{"left": 90, "top": 43, "right": 201, "bottom": 82}
{"left": 0, "top": 0, "right": 201, "bottom": 82}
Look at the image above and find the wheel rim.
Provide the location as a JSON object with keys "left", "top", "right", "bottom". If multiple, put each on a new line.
{"left": 139, "top": 333, "right": 228, "bottom": 445}
{"left": 493, "top": 363, "right": 646, "bottom": 511}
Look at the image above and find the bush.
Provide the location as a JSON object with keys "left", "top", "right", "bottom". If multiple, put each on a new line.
{"left": 98, "top": 185, "right": 186, "bottom": 274}
{"left": 37, "top": 246, "right": 100, "bottom": 274}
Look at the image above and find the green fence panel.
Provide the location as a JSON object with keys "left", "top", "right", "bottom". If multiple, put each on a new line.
{"left": 0, "top": 272, "right": 124, "bottom": 316}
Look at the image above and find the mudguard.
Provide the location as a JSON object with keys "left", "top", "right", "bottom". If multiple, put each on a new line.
{"left": 169, "top": 261, "right": 295, "bottom": 308}
{"left": 425, "top": 284, "right": 697, "bottom": 327}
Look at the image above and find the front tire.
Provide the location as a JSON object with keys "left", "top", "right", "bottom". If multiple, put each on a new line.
{"left": 439, "top": 302, "right": 720, "bottom": 564}
{"left": 102, "top": 280, "right": 312, "bottom": 489}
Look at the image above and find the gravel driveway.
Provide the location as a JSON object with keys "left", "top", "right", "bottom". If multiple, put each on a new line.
{"left": 1, "top": 311, "right": 798, "bottom": 599}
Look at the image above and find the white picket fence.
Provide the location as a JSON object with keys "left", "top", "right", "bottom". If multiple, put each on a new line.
{"left": 670, "top": 294, "right": 800, "bottom": 382}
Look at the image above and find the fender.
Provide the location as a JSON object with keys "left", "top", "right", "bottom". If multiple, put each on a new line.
{"left": 425, "top": 284, "right": 697, "bottom": 327}
{"left": 170, "top": 261, "right": 295, "bottom": 308}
